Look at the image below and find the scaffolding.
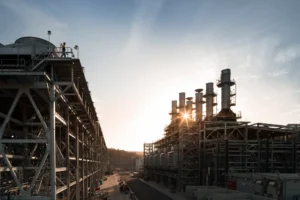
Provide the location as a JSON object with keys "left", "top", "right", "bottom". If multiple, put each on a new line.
{"left": 0, "top": 37, "right": 108, "bottom": 200}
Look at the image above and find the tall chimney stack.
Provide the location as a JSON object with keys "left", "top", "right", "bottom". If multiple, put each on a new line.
{"left": 195, "top": 89, "right": 204, "bottom": 121}
{"left": 217, "top": 69, "right": 235, "bottom": 110}
{"left": 203, "top": 82, "right": 217, "bottom": 120}
{"left": 170, "top": 100, "right": 178, "bottom": 120}
{"left": 179, "top": 92, "right": 185, "bottom": 115}
{"left": 186, "top": 97, "right": 193, "bottom": 119}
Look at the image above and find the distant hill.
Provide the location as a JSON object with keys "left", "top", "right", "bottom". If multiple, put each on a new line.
{"left": 108, "top": 148, "right": 143, "bottom": 170}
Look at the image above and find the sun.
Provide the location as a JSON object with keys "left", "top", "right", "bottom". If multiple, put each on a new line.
{"left": 183, "top": 113, "right": 189, "bottom": 119}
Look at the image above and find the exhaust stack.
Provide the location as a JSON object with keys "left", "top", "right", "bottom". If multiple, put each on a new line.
{"left": 170, "top": 100, "right": 178, "bottom": 120}
{"left": 203, "top": 82, "right": 217, "bottom": 120}
{"left": 216, "top": 68, "right": 239, "bottom": 121}
{"left": 217, "top": 69, "right": 235, "bottom": 110}
{"left": 195, "top": 89, "right": 205, "bottom": 121}
{"left": 179, "top": 92, "right": 186, "bottom": 115}
{"left": 186, "top": 97, "right": 193, "bottom": 119}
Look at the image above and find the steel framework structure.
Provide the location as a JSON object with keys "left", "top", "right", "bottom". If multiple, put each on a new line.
{"left": 145, "top": 120, "right": 300, "bottom": 192}
{"left": 0, "top": 48, "right": 108, "bottom": 199}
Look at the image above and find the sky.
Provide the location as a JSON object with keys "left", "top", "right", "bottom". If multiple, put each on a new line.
{"left": 1, "top": 0, "right": 300, "bottom": 151}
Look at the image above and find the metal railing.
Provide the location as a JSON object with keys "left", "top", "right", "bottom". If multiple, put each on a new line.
{"left": 0, "top": 59, "right": 26, "bottom": 71}
{"left": 52, "top": 47, "right": 74, "bottom": 58}
{"left": 0, "top": 47, "right": 76, "bottom": 72}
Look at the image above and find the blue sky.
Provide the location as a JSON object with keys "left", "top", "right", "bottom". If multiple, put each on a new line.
{"left": 1, "top": 0, "right": 300, "bottom": 151}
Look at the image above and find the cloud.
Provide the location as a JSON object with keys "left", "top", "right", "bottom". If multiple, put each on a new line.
{"left": 121, "top": 1, "right": 163, "bottom": 56}
{"left": 274, "top": 45, "right": 300, "bottom": 64}
{"left": 268, "top": 67, "right": 289, "bottom": 77}
{"left": 283, "top": 108, "right": 300, "bottom": 116}
{"left": 249, "top": 75, "right": 260, "bottom": 78}
{"left": 0, "top": 1, "right": 67, "bottom": 37}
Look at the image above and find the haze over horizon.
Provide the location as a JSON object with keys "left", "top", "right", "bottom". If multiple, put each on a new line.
{"left": 1, "top": 0, "right": 300, "bottom": 151}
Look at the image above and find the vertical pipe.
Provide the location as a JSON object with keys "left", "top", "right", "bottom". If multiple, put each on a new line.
{"left": 50, "top": 82, "right": 57, "bottom": 200}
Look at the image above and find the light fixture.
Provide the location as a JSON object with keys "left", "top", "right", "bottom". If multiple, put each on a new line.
{"left": 74, "top": 45, "right": 79, "bottom": 58}
{"left": 47, "top": 30, "right": 52, "bottom": 51}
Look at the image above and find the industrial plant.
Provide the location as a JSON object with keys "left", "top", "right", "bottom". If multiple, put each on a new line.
{"left": 0, "top": 36, "right": 108, "bottom": 200}
{"left": 144, "top": 69, "right": 300, "bottom": 199}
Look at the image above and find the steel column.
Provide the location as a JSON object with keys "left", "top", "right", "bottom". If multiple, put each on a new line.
{"left": 49, "top": 82, "right": 57, "bottom": 200}
{"left": 75, "top": 118, "right": 80, "bottom": 200}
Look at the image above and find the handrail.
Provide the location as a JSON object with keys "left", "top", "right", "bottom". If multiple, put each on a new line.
{"left": 0, "top": 59, "right": 27, "bottom": 71}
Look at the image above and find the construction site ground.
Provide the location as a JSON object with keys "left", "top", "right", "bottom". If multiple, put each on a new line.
{"left": 104, "top": 172, "right": 187, "bottom": 200}
{"left": 97, "top": 173, "right": 130, "bottom": 200}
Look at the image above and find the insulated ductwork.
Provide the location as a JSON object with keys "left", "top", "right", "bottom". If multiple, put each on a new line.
{"left": 195, "top": 89, "right": 205, "bottom": 121}
{"left": 179, "top": 92, "right": 185, "bottom": 114}
{"left": 203, "top": 82, "right": 217, "bottom": 120}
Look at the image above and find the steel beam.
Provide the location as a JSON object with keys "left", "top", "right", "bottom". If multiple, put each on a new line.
{"left": 0, "top": 112, "right": 23, "bottom": 125}
{"left": 0, "top": 83, "right": 47, "bottom": 89}
{"left": 0, "top": 139, "right": 47, "bottom": 143}
{"left": 0, "top": 145, "right": 24, "bottom": 193}
{"left": 0, "top": 72, "right": 46, "bottom": 76}
{"left": 28, "top": 151, "right": 49, "bottom": 193}
{"left": 25, "top": 90, "right": 49, "bottom": 135}
{"left": 0, "top": 167, "right": 39, "bottom": 172}
{"left": 0, "top": 89, "right": 23, "bottom": 139}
